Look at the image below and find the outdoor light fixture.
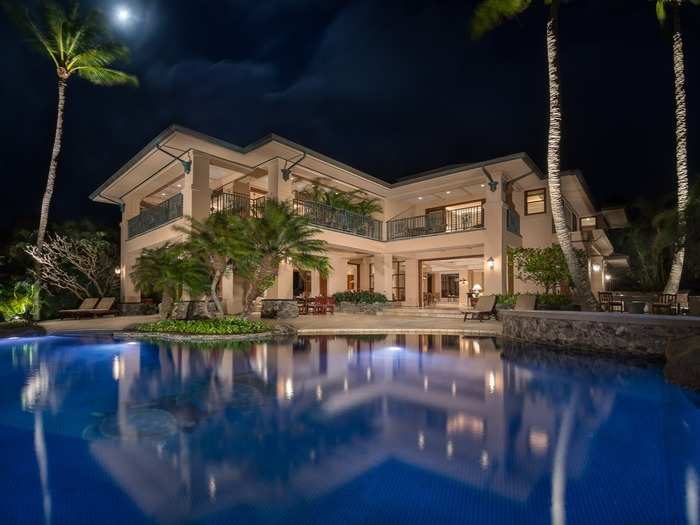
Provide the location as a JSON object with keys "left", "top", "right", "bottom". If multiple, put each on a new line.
{"left": 487, "top": 257, "right": 495, "bottom": 270}
{"left": 592, "top": 263, "right": 602, "bottom": 272}
{"left": 156, "top": 145, "right": 191, "bottom": 174}
{"left": 605, "top": 274, "right": 612, "bottom": 281}
{"left": 114, "top": 267, "right": 122, "bottom": 275}
{"left": 281, "top": 152, "right": 306, "bottom": 181}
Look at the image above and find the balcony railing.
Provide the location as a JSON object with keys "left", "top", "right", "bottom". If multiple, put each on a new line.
{"left": 211, "top": 192, "right": 266, "bottom": 218}
{"left": 293, "top": 199, "right": 383, "bottom": 240}
{"left": 387, "top": 204, "right": 484, "bottom": 241}
{"left": 128, "top": 193, "right": 183, "bottom": 239}
{"left": 506, "top": 207, "right": 520, "bottom": 235}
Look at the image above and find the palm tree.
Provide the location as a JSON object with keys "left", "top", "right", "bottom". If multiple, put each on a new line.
{"left": 471, "top": 0, "right": 598, "bottom": 310}
{"left": 179, "top": 213, "right": 252, "bottom": 316}
{"left": 131, "top": 243, "right": 209, "bottom": 318}
{"left": 4, "top": 1, "right": 137, "bottom": 316}
{"left": 237, "top": 201, "right": 331, "bottom": 314}
{"left": 656, "top": 0, "right": 698, "bottom": 294}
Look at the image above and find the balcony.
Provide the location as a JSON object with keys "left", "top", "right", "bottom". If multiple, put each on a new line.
{"left": 293, "top": 199, "right": 383, "bottom": 240}
{"left": 211, "top": 192, "right": 266, "bottom": 217}
{"left": 506, "top": 207, "right": 520, "bottom": 235}
{"left": 387, "top": 204, "right": 484, "bottom": 241}
{"left": 128, "top": 193, "right": 183, "bottom": 239}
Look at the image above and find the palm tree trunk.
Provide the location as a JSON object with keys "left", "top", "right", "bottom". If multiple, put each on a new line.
{"left": 545, "top": 2, "right": 598, "bottom": 311}
{"left": 33, "top": 78, "right": 67, "bottom": 320}
{"left": 664, "top": 4, "right": 688, "bottom": 295}
{"left": 209, "top": 269, "right": 224, "bottom": 317}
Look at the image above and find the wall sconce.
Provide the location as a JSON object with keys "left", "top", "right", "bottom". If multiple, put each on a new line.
{"left": 604, "top": 274, "right": 612, "bottom": 281}
{"left": 114, "top": 267, "right": 122, "bottom": 276}
{"left": 592, "top": 263, "right": 601, "bottom": 273}
{"left": 459, "top": 278, "right": 469, "bottom": 285}
{"left": 487, "top": 257, "right": 495, "bottom": 271}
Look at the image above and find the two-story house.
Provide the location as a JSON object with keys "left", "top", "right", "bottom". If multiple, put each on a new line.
{"left": 91, "top": 125, "right": 626, "bottom": 312}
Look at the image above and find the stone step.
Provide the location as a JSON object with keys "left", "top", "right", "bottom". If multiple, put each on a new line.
{"left": 378, "top": 308, "right": 464, "bottom": 319}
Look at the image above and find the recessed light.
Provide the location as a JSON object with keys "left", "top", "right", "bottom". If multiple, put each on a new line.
{"left": 161, "top": 193, "right": 167, "bottom": 196}
{"left": 418, "top": 196, "right": 423, "bottom": 200}
{"left": 480, "top": 184, "right": 486, "bottom": 188}
{"left": 176, "top": 184, "right": 182, "bottom": 188}
{"left": 446, "top": 191, "right": 451, "bottom": 194}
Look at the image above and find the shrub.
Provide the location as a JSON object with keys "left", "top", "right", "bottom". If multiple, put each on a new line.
{"left": 536, "top": 293, "right": 575, "bottom": 308}
{"left": 135, "top": 317, "right": 270, "bottom": 335}
{"left": 332, "top": 291, "right": 388, "bottom": 304}
{"left": 496, "top": 294, "right": 518, "bottom": 307}
{"left": 0, "top": 281, "right": 36, "bottom": 321}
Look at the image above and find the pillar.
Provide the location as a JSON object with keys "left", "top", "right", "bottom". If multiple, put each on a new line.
{"left": 184, "top": 151, "right": 212, "bottom": 222}
{"left": 267, "top": 158, "right": 293, "bottom": 202}
{"left": 404, "top": 258, "right": 419, "bottom": 306}
{"left": 120, "top": 198, "right": 141, "bottom": 303}
{"left": 267, "top": 260, "right": 294, "bottom": 299}
{"left": 482, "top": 172, "right": 507, "bottom": 295}
{"left": 327, "top": 253, "right": 348, "bottom": 295}
{"left": 372, "top": 254, "right": 393, "bottom": 300}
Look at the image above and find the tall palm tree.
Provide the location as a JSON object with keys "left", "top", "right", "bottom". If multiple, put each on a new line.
{"left": 237, "top": 201, "right": 331, "bottom": 314}
{"left": 471, "top": 0, "right": 598, "bottom": 310}
{"left": 656, "top": 0, "right": 698, "bottom": 294}
{"left": 4, "top": 1, "right": 137, "bottom": 316}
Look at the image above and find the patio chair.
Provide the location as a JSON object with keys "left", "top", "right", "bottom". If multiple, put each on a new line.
{"left": 652, "top": 293, "right": 678, "bottom": 315}
{"left": 325, "top": 296, "right": 335, "bottom": 315}
{"left": 463, "top": 295, "right": 496, "bottom": 322}
{"left": 599, "top": 292, "right": 623, "bottom": 313}
{"left": 514, "top": 294, "right": 537, "bottom": 311}
{"left": 59, "top": 298, "right": 99, "bottom": 319}
{"left": 75, "top": 297, "right": 117, "bottom": 318}
{"left": 677, "top": 290, "right": 690, "bottom": 315}
{"left": 312, "top": 297, "right": 326, "bottom": 315}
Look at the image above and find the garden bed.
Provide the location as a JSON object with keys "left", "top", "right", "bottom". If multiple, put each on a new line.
{"left": 134, "top": 317, "right": 272, "bottom": 336}
{"left": 0, "top": 321, "right": 46, "bottom": 339}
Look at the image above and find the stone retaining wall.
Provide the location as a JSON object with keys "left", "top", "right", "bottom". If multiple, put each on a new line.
{"left": 261, "top": 299, "right": 299, "bottom": 319}
{"left": 501, "top": 310, "right": 700, "bottom": 360}
{"left": 336, "top": 302, "right": 386, "bottom": 315}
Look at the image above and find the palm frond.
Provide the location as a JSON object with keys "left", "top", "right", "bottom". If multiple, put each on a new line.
{"left": 75, "top": 67, "right": 138, "bottom": 86}
{"left": 68, "top": 44, "right": 130, "bottom": 70}
{"left": 656, "top": 0, "right": 667, "bottom": 23}
{"left": 470, "top": 0, "right": 533, "bottom": 40}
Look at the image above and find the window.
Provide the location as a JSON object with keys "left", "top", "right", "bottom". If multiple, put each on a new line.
{"left": 392, "top": 261, "right": 406, "bottom": 301}
{"left": 525, "top": 189, "right": 546, "bottom": 215}
{"left": 369, "top": 263, "right": 375, "bottom": 292}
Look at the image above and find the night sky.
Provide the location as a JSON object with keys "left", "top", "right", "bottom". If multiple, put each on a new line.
{"left": 1, "top": 0, "right": 698, "bottom": 234}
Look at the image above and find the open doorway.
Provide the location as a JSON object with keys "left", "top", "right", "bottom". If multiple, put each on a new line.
{"left": 418, "top": 256, "right": 483, "bottom": 308}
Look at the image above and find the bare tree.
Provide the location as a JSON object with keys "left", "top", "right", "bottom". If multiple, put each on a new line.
{"left": 26, "top": 234, "right": 118, "bottom": 301}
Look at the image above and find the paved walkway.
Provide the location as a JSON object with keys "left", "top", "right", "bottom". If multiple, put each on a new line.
{"left": 40, "top": 313, "right": 501, "bottom": 336}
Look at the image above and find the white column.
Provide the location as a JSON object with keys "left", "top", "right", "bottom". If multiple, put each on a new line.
{"left": 184, "top": 151, "right": 212, "bottom": 222}
{"left": 327, "top": 253, "right": 348, "bottom": 295}
{"left": 311, "top": 270, "right": 321, "bottom": 296}
{"left": 120, "top": 198, "right": 141, "bottom": 303}
{"left": 373, "top": 254, "right": 393, "bottom": 300}
{"left": 267, "top": 158, "right": 293, "bottom": 202}
{"left": 268, "top": 261, "right": 294, "bottom": 299}
{"left": 483, "top": 172, "right": 507, "bottom": 295}
{"left": 404, "top": 258, "right": 419, "bottom": 306}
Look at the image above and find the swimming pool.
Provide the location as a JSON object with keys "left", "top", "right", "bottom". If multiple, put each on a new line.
{"left": 0, "top": 334, "right": 698, "bottom": 524}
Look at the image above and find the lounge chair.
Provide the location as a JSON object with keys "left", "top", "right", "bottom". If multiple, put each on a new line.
{"left": 59, "top": 298, "right": 99, "bottom": 319}
{"left": 63, "top": 297, "right": 117, "bottom": 319}
{"left": 514, "top": 294, "right": 537, "bottom": 311}
{"left": 463, "top": 295, "right": 496, "bottom": 322}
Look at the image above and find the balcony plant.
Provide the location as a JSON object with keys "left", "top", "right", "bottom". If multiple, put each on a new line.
{"left": 298, "top": 183, "right": 382, "bottom": 217}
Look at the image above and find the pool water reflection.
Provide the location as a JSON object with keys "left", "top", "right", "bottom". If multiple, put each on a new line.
{"left": 1, "top": 334, "right": 699, "bottom": 524}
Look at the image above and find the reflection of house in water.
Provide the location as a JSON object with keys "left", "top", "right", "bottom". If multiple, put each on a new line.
{"left": 91, "top": 336, "right": 615, "bottom": 523}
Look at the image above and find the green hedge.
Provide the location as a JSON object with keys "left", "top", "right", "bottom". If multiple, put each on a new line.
{"left": 496, "top": 293, "right": 575, "bottom": 308}
{"left": 332, "top": 291, "right": 388, "bottom": 304}
{"left": 135, "top": 317, "right": 270, "bottom": 335}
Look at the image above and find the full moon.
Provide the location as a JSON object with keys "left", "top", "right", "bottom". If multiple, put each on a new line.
{"left": 115, "top": 6, "right": 131, "bottom": 24}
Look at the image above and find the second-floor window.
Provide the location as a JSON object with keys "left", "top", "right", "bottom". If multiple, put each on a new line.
{"left": 525, "top": 189, "right": 546, "bottom": 215}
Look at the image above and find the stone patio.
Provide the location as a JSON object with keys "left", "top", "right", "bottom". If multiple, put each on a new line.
{"left": 38, "top": 313, "right": 501, "bottom": 336}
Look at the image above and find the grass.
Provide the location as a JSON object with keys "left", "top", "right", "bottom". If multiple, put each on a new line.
{"left": 135, "top": 317, "right": 271, "bottom": 335}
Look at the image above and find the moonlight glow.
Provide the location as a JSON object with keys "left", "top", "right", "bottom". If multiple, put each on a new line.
{"left": 115, "top": 6, "right": 131, "bottom": 24}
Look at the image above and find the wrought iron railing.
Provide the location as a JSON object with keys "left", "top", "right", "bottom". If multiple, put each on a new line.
{"left": 386, "top": 204, "right": 484, "bottom": 240}
{"left": 293, "top": 199, "right": 383, "bottom": 240}
{"left": 211, "top": 192, "right": 266, "bottom": 218}
{"left": 128, "top": 193, "right": 183, "bottom": 239}
{"left": 506, "top": 207, "right": 520, "bottom": 235}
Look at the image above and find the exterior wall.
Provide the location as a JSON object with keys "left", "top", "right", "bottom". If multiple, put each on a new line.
{"left": 105, "top": 133, "right": 616, "bottom": 309}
